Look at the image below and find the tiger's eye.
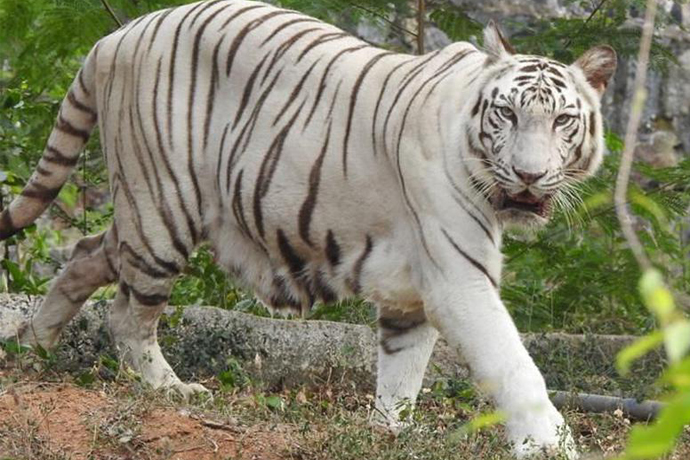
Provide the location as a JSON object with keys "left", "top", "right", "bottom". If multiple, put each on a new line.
{"left": 554, "top": 114, "right": 573, "bottom": 127}
{"left": 499, "top": 106, "right": 515, "bottom": 121}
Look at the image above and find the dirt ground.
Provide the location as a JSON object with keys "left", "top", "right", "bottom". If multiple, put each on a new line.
{"left": 2, "top": 361, "right": 690, "bottom": 460}
{"left": 0, "top": 378, "right": 295, "bottom": 460}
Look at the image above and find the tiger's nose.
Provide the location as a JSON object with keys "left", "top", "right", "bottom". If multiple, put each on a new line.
{"left": 512, "top": 166, "right": 547, "bottom": 185}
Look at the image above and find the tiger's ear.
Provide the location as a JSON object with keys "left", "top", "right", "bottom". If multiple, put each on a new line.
{"left": 483, "top": 20, "right": 515, "bottom": 59}
{"left": 573, "top": 45, "right": 617, "bottom": 96}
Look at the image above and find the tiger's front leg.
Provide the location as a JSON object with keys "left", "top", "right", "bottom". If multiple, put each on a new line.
{"left": 374, "top": 306, "right": 438, "bottom": 431}
{"left": 423, "top": 279, "right": 578, "bottom": 459}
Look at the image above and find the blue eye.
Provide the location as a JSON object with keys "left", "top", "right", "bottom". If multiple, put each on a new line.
{"left": 499, "top": 106, "right": 515, "bottom": 120}
{"left": 554, "top": 114, "right": 574, "bottom": 126}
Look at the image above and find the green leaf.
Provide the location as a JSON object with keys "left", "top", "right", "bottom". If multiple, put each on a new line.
{"left": 629, "top": 188, "right": 668, "bottom": 226}
{"left": 264, "top": 395, "right": 285, "bottom": 411}
{"left": 455, "top": 411, "right": 506, "bottom": 436}
{"left": 664, "top": 320, "right": 690, "bottom": 364}
{"left": 616, "top": 331, "right": 664, "bottom": 375}
{"left": 639, "top": 269, "right": 675, "bottom": 324}
{"left": 660, "top": 356, "right": 690, "bottom": 391}
{"left": 619, "top": 392, "right": 690, "bottom": 459}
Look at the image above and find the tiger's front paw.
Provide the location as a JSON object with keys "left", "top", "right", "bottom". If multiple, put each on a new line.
{"left": 164, "top": 380, "right": 213, "bottom": 402}
{"left": 508, "top": 407, "right": 578, "bottom": 459}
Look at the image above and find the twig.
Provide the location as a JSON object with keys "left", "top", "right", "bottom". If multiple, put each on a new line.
{"left": 614, "top": 0, "right": 657, "bottom": 271}
{"left": 416, "top": 0, "right": 426, "bottom": 55}
{"left": 564, "top": 0, "right": 609, "bottom": 49}
{"left": 348, "top": 2, "right": 417, "bottom": 39}
{"left": 100, "top": 0, "right": 123, "bottom": 28}
{"left": 551, "top": 390, "right": 663, "bottom": 421}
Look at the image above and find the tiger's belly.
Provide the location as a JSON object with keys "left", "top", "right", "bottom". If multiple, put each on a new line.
{"left": 207, "top": 212, "right": 423, "bottom": 315}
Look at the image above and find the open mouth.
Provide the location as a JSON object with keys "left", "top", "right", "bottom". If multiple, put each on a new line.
{"left": 493, "top": 190, "right": 552, "bottom": 218}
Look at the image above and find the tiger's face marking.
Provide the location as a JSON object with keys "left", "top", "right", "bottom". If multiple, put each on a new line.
{"left": 465, "top": 30, "right": 616, "bottom": 226}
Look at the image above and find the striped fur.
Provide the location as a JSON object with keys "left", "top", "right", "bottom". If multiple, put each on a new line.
{"left": 1, "top": 3, "right": 616, "bottom": 458}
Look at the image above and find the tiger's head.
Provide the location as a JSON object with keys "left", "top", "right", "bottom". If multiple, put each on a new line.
{"left": 465, "top": 22, "right": 617, "bottom": 227}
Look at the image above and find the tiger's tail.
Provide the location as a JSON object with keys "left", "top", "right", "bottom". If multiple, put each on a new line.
{"left": 0, "top": 48, "right": 99, "bottom": 240}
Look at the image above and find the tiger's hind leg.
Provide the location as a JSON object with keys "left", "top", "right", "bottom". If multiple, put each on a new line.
{"left": 374, "top": 306, "right": 438, "bottom": 431}
{"left": 108, "top": 249, "right": 208, "bottom": 398}
{"left": 19, "top": 228, "right": 118, "bottom": 349}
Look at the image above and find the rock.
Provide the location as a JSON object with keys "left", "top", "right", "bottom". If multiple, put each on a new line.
{"left": 0, "top": 295, "right": 666, "bottom": 397}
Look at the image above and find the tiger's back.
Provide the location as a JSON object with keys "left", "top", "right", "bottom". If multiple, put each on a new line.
{"left": 93, "top": 0, "right": 484, "bottom": 314}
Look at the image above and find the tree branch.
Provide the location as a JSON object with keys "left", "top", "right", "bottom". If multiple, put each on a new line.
{"left": 564, "top": 0, "right": 609, "bottom": 49}
{"left": 101, "top": 0, "right": 123, "bottom": 28}
{"left": 551, "top": 391, "right": 663, "bottom": 421}
{"left": 614, "top": 0, "right": 657, "bottom": 271}
{"left": 417, "top": 0, "right": 426, "bottom": 54}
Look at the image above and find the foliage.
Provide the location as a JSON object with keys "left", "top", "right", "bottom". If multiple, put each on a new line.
{"left": 615, "top": 269, "right": 690, "bottom": 459}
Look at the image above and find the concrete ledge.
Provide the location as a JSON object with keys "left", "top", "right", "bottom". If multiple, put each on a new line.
{"left": 0, "top": 294, "right": 665, "bottom": 396}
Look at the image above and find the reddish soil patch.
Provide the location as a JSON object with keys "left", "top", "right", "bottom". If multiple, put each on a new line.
{"left": 0, "top": 383, "right": 294, "bottom": 460}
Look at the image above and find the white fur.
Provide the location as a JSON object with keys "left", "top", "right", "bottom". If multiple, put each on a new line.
{"left": 3, "top": 2, "right": 618, "bottom": 458}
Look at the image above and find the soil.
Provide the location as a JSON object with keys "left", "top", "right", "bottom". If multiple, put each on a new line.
{"left": 0, "top": 381, "right": 294, "bottom": 460}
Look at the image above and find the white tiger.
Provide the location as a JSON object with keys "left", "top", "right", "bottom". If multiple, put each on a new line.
{"left": 0, "top": 0, "right": 616, "bottom": 457}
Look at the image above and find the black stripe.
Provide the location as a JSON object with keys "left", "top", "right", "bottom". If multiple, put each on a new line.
{"left": 188, "top": 0, "right": 224, "bottom": 29}
{"left": 347, "top": 235, "right": 373, "bottom": 294}
{"left": 111, "top": 155, "right": 180, "bottom": 276}
{"left": 260, "top": 17, "right": 321, "bottom": 46}
{"left": 261, "top": 26, "right": 323, "bottom": 86}
{"left": 342, "top": 51, "right": 393, "bottom": 176}
{"left": 131, "top": 50, "right": 191, "bottom": 260}
{"left": 21, "top": 182, "right": 61, "bottom": 203}
{"left": 252, "top": 99, "right": 306, "bottom": 239}
{"left": 167, "top": 1, "right": 208, "bottom": 149}
{"left": 226, "top": 10, "right": 295, "bottom": 78}
{"left": 0, "top": 210, "right": 18, "bottom": 240}
{"left": 128, "top": 283, "right": 169, "bottom": 306}
{"left": 298, "top": 121, "right": 332, "bottom": 247}
{"left": 325, "top": 230, "right": 341, "bottom": 268}
{"left": 147, "top": 8, "right": 175, "bottom": 54}
{"left": 297, "top": 32, "right": 349, "bottom": 62}
{"left": 215, "top": 122, "right": 231, "bottom": 192}
{"left": 269, "top": 275, "right": 301, "bottom": 309}
{"left": 226, "top": 68, "right": 285, "bottom": 192}
{"left": 442, "top": 229, "right": 497, "bottom": 288}
{"left": 232, "top": 169, "right": 253, "bottom": 240}
{"left": 186, "top": 4, "right": 232, "bottom": 215}
{"left": 312, "top": 271, "right": 337, "bottom": 304}
{"left": 120, "top": 241, "right": 170, "bottom": 279}
{"left": 276, "top": 229, "right": 306, "bottom": 278}
{"left": 371, "top": 58, "right": 414, "bottom": 157}
{"left": 303, "top": 44, "right": 368, "bottom": 129}
{"left": 56, "top": 115, "right": 90, "bottom": 142}
{"left": 35, "top": 165, "right": 52, "bottom": 176}
{"left": 233, "top": 52, "right": 270, "bottom": 130}
{"left": 66, "top": 90, "right": 96, "bottom": 119}
{"left": 379, "top": 316, "right": 426, "bottom": 335}
{"left": 151, "top": 57, "right": 200, "bottom": 245}
{"left": 44, "top": 145, "right": 78, "bottom": 166}
{"left": 218, "top": 3, "right": 266, "bottom": 29}
{"left": 381, "top": 51, "right": 440, "bottom": 142}
{"left": 273, "top": 57, "right": 322, "bottom": 126}
{"left": 450, "top": 193, "right": 495, "bottom": 244}
{"left": 203, "top": 39, "right": 224, "bottom": 151}
{"left": 391, "top": 53, "right": 471, "bottom": 268}
{"left": 77, "top": 70, "right": 90, "bottom": 97}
